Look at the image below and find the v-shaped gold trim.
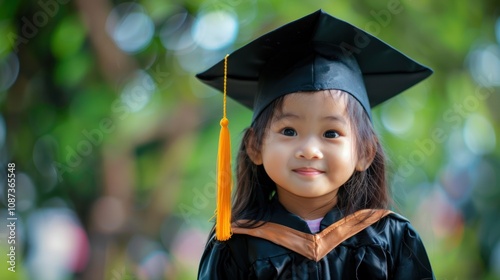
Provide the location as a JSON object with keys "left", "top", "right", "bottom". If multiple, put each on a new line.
{"left": 232, "top": 209, "right": 392, "bottom": 262}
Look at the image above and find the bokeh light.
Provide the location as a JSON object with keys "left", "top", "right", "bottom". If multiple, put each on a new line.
{"left": 90, "top": 196, "right": 127, "bottom": 234}
{"left": 472, "top": 160, "right": 498, "bottom": 212}
{"left": 106, "top": 3, "right": 155, "bottom": 53}
{"left": 15, "top": 173, "right": 36, "bottom": 212}
{"left": 380, "top": 99, "right": 415, "bottom": 135}
{"left": 120, "top": 70, "right": 156, "bottom": 113}
{"left": 0, "top": 52, "right": 19, "bottom": 92}
{"left": 467, "top": 44, "right": 500, "bottom": 87}
{"left": 160, "top": 10, "right": 195, "bottom": 52}
{"left": 25, "top": 208, "right": 89, "bottom": 280}
{"left": 463, "top": 113, "right": 496, "bottom": 155}
{"left": 445, "top": 130, "right": 476, "bottom": 170}
{"left": 171, "top": 226, "right": 206, "bottom": 268}
{"left": 192, "top": 10, "right": 238, "bottom": 50}
{"left": 138, "top": 250, "right": 172, "bottom": 279}
{"left": 491, "top": 241, "right": 500, "bottom": 277}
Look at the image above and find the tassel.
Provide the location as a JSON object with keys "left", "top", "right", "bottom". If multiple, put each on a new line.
{"left": 215, "top": 54, "right": 232, "bottom": 241}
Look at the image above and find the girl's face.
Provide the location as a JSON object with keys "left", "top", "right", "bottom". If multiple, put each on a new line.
{"left": 251, "top": 91, "right": 365, "bottom": 201}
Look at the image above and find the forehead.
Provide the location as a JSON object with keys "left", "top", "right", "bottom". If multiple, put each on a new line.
{"left": 278, "top": 90, "right": 349, "bottom": 115}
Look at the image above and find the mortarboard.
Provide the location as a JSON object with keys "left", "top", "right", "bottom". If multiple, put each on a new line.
{"left": 196, "top": 9, "right": 433, "bottom": 241}
{"left": 197, "top": 9, "right": 433, "bottom": 121}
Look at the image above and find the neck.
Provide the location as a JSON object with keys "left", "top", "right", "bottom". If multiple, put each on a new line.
{"left": 276, "top": 188, "right": 338, "bottom": 220}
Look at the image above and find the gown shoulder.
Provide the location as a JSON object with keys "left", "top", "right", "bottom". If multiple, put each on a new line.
{"left": 198, "top": 212, "right": 434, "bottom": 280}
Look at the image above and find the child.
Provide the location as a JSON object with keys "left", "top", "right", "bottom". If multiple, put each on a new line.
{"left": 196, "top": 10, "right": 435, "bottom": 279}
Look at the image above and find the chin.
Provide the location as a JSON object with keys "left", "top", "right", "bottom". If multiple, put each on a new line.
{"left": 293, "top": 190, "right": 333, "bottom": 199}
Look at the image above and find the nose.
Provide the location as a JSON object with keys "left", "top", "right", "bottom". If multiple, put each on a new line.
{"left": 295, "top": 137, "right": 324, "bottom": 160}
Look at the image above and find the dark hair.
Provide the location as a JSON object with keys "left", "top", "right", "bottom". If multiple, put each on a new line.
{"left": 232, "top": 90, "right": 389, "bottom": 226}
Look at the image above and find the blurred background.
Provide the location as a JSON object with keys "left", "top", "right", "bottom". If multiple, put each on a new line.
{"left": 0, "top": 0, "right": 499, "bottom": 279}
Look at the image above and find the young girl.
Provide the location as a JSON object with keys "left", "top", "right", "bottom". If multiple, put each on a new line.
{"left": 196, "top": 10, "right": 435, "bottom": 279}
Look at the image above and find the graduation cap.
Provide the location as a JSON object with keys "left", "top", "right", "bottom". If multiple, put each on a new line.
{"left": 196, "top": 9, "right": 433, "bottom": 241}
{"left": 197, "top": 9, "right": 432, "bottom": 121}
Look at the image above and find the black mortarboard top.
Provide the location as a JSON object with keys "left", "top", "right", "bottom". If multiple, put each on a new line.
{"left": 196, "top": 9, "right": 433, "bottom": 122}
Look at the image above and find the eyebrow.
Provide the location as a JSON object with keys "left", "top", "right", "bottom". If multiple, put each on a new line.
{"left": 322, "top": 115, "right": 348, "bottom": 125}
{"left": 274, "top": 112, "right": 301, "bottom": 121}
{"left": 274, "top": 112, "right": 348, "bottom": 125}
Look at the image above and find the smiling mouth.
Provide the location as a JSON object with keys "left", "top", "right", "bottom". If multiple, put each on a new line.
{"left": 292, "top": 168, "right": 325, "bottom": 176}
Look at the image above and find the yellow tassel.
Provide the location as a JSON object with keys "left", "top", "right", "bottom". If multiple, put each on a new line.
{"left": 215, "top": 54, "right": 232, "bottom": 241}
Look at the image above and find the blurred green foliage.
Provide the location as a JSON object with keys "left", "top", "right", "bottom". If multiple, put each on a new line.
{"left": 1, "top": 0, "right": 499, "bottom": 279}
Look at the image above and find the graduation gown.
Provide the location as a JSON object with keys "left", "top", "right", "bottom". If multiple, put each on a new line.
{"left": 198, "top": 198, "right": 434, "bottom": 280}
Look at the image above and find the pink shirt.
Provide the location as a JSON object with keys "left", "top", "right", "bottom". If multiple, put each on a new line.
{"left": 305, "top": 217, "right": 323, "bottom": 233}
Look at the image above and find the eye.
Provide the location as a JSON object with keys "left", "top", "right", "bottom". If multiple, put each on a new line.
{"left": 281, "top": 128, "right": 297, "bottom": 137}
{"left": 324, "top": 130, "right": 340, "bottom": 139}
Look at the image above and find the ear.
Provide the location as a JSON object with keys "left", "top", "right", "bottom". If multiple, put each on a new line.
{"left": 355, "top": 141, "right": 377, "bottom": 172}
{"left": 245, "top": 129, "right": 263, "bottom": 165}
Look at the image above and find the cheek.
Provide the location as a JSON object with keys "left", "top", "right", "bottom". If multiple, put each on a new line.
{"left": 261, "top": 135, "right": 282, "bottom": 156}
{"left": 261, "top": 151, "right": 279, "bottom": 180}
{"left": 261, "top": 139, "right": 289, "bottom": 168}
{"left": 261, "top": 146, "right": 284, "bottom": 166}
{"left": 327, "top": 144, "right": 358, "bottom": 169}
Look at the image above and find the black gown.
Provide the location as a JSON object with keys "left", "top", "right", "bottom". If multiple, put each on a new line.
{"left": 198, "top": 198, "right": 435, "bottom": 280}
